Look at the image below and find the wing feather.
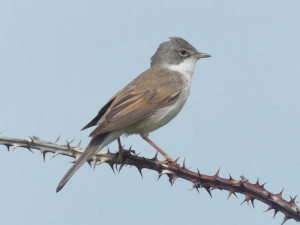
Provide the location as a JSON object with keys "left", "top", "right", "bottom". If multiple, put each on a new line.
{"left": 84, "top": 68, "right": 184, "bottom": 137}
{"left": 89, "top": 88, "right": 180, "bottom": 137}
{"left": 81, "top": 96, "right": 116, "bottom": 130}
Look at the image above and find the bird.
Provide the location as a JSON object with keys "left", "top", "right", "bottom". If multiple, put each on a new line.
{"left": 56, "top": 37, "right": 210, "bottom": 192}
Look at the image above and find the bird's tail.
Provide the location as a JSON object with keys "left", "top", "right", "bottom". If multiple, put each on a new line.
{"left": 56, "top": 133, "right": 108, "bottom": 192}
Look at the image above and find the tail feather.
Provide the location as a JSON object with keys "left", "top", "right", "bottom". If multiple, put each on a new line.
{"left": 56, "top": 134, "right": 107, "bottom": 192}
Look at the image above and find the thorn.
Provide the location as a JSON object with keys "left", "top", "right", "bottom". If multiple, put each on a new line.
{"left": 41, "top": 150, "right": 46, "bottom": 162}
{"left": 263, "top": 205, "right": 273, "bottom": 213}
{"left": 135, "top": 166, "right": 143, "bottom": 178}
{"left": 255, "top": 178, "right": 260, "bottom": 186}
{"left": 25, "top": 145, "right": 33, "bottom": 153}
{"left": 51, "top": 152, "right": 59, "bottom": 159}
{"left": 182, "top": 158, "right": 186, "bottom": 169}
{"left": 228, "top": 173, "right": 233, "bottom": 180}
{"left": 170, "top": 156, "right": 180, "bottom": 166}
{"left": 12, "top": 144, "right": 19, "bottom": 151}
{"left": 68, "top": 139, "right": 74, "bottom": 145}
{"left": 277, "top": 188, "right": 284, "bottom": 197}
{"left": 168, "top": 174, "right": 177, "bottom": 186}
{"left": 227, "top": 191, "right": 233, "bottom": 200}
{"left": 260, "top": 182, "right": 267, "bottom": 188}
{"left": 205, "top": 187, "right": 212, "bottom": 198}
{"left": 107, "top": 162, "right": 115, "bottom": 174}
{"left": 240, "top": 198, "right": 249, "bottom": 206}
{"left": 157, "top": 172, "right": 162, "bottom": 181}
{"left": 87, "top": 161, "right": 92, "bottom": 168}
{"left": 290, "top": 195, "right": 297, "bottom": 203}
{"left": 107, "top": 147, "right": 111, "bottom": 154}
{"left": 227, "top": 191, "right": 237, "bottom": 200}
{"left": 214, "top": 167, "right": 220, "bottom": 178}
{"left": 5, "top": 144, "right": 11, "bottom": 151}
{"left": 281, "top": 215, "right": 291, "bottom": 225}
{"left": 251, "top": 199, "right": 255, "bottom": 208}
{"left": 172, "top": 175, "right": 177, "bottom": 184}
{"left": 66, "top": 140, "right": 72, "bottom": 149}
{"left": 152, "top": 152, "right": 158, "bottom": 161}
{"left": 93, "top": 159, "right": 97, "bottom": 170}
{"left": 197, "top": 168, "right": 201, "bottom": 177}
{"left": 240, "top": 194, "right": 253, "bottom": 206}
{"left": 76, "top": 140, "right": 82, "bottom": 148}
{"left": 55, "top": 135, "right": 61, "bottom": 144}
{"left": 273, "top": 209, "right": 279, "bottom": 218}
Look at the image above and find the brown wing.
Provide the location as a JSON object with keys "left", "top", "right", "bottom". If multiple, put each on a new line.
{"left": 81, "top": 94, "right": 118, "bottom": 131}
{"left": 81, "top": 98, "right": 114, "bottom": 131}
{"left": 89, "top": 87, "right": 181, "bottom": 137}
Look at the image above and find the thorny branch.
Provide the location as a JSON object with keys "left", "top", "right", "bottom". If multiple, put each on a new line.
{"left": 0, "top": 135, "right": 299, "bottom": 224}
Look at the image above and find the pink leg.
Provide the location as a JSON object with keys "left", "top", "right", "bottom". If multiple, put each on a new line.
{"left": 141, "top": 135, "right": 174, "bottom": 162}
{"left": 117, "top": 138, "right": 122, "bottom": 150}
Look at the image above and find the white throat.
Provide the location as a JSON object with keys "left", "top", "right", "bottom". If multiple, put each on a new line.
{"left": 164, "top": 57, "right": 197, "bottom": 83}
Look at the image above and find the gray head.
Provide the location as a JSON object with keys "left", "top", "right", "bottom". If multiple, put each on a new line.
{"left": 151, "top": 37, "right": 210, "bottom": 67}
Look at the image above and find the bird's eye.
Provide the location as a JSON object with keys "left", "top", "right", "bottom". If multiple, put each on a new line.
{"left": 179, "top": 49, "right": 187, "bottom": 56}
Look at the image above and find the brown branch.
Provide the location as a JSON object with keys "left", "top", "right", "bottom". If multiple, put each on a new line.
{"left": 0, "top": 135, "right": 299, "bottom": 224}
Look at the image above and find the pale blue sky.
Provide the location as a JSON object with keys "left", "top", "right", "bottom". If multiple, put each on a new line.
{"left": 1, "top": 1, "right": 300, "bottom": 225}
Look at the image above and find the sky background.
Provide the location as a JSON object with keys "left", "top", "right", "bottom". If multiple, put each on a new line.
{"left": 0, "top": 1, "right": 300, "bottom": 225}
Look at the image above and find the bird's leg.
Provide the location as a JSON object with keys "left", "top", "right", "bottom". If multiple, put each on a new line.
{"left": 116, "top": 138, "right": 135, "bottom": 167}
{"left": 115, "top": 138, "right": 125, "bottom": 168}
{"left": 117, "top": 138, "right": 123, "bottom": 152}
{"left": 141, "top": 135, "right": 174, "bottom": 162}
{"left": 117, "top": 138, "right": 134, "bottom": 154}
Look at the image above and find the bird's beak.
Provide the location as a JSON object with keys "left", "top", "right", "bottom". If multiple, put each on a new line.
{"left": 194, "top": 52, "right": 211, "bottom": 60}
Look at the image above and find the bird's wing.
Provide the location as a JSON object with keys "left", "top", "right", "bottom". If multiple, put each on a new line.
{"left": 81, "top": 93, "right": 119, "bottom": 131}
{"left": 89, "top": 86, "right": 181, "bottom": 137}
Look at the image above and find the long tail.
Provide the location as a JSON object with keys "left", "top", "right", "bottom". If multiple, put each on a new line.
{"left": 56, "top": 133, "right": 108, "bottom": 192}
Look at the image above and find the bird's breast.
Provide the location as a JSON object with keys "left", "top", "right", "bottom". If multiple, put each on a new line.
{"left": 124, "top": 81, "right": 191, "bottom": 135}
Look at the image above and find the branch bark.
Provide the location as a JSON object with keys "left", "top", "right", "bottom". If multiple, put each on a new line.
{"left": 0, "top": 135, "right": 299, "bottom": 224}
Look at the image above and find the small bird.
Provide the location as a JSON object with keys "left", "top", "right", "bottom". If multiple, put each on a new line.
{"left": 56, "top": 37, "right": 210, "bottom": 192}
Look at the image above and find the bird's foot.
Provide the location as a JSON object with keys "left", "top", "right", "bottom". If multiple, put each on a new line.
{"left": 165, "top": 155, "right": 175, "bottom": 163}
{"left": 116, "top": 138, "right": 135, "bottom": 165}
{"left": 160, "top": 155, "right": 180, "bottom": 166}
